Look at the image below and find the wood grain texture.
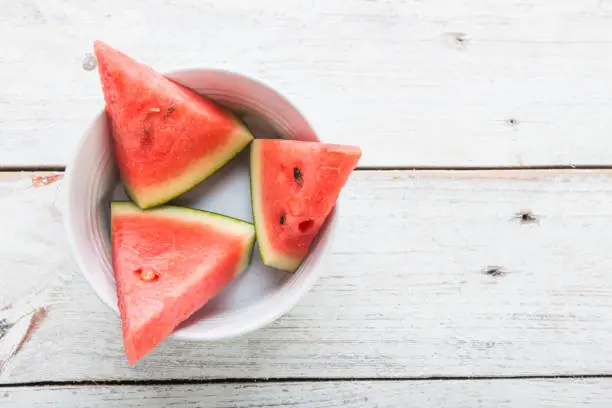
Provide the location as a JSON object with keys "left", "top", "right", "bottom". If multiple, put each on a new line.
{"left": 3, "top": 170, "right": 612, "bottom": 382}
{"left": 3, "top": 0, "right": 612, "bottom": 166}
{"left": 3, "top": 379, "right": 612, "bottom": 407}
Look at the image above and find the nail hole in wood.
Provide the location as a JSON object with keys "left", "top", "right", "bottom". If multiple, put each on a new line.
{"left": 443, "top": 32, "right": 468, "bottom": 49}
{"left": 483, "top": 266, "right": 505, "bottom": 277}
{"left": 515, "top": 209, "right": 538, "bottom": 224}
{"left": 452, "top": 32, "right": 468, "bottom": 47}
{"left": 506, "top": 118, "right": 519, "bottom": 127}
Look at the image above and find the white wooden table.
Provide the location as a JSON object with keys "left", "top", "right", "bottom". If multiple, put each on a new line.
{"left": 3, "top": 1, "right": 612, "bottom": 406}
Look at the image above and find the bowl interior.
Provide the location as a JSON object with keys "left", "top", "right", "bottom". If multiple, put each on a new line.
{"left": 66, "top": 69, "right": 336, "bottom": 340}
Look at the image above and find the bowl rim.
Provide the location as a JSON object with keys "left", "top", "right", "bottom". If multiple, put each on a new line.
{"left": 63, "top": 67, "right": 337, "bottom": 341}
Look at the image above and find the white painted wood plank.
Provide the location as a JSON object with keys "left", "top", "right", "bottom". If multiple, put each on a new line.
{"left": 3, "top": 0, "right": 612, "bottom": 166}
{"left": 3, "top": 170, "right": 612, "bottom": 382}
{"left": 3, "top": 379, "right": 612, "bottom": 407}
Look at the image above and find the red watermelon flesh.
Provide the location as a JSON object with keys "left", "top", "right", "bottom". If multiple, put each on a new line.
{"left": 111, "top": 202, "right": 255, "bottom": 364}
{"left": 94, "top": 41, "right": 253, "bottom": 209}
{"left": 250, "top": 139, "right": 361, "bottom": 272}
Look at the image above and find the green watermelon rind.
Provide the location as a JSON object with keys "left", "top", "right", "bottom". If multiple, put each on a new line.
{"left": 125, "top": 116, "right": 254, "bottom": 210}
{"left": 110, "top": 201, "right": 255, "bottom": 275}
{"left": 249, "top": 140, "right": 303, "bottom": 273}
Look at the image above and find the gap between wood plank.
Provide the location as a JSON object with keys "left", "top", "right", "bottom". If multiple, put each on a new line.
{"left": 0, "top": 166, "right": 65, "bottom": 172}
{"left": 359, "top": 165, "right": 612, "bottom": 171}
{"left": 6, "top": 165, "right": 612, "bottom": 173}
{"left": 3, "top": 375, "right": 612, "bottom": 389}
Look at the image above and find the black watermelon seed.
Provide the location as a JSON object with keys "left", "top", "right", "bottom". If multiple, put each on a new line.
{"left": 293, "top": 167, "right": 303, "bottom": 186}
{"left": 279, "top": 213, "right": 286, "bottom": 225}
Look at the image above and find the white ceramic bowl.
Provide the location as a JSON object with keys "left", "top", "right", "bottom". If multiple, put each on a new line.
{"left": 64, "top": 69, "right": 337, "bottom": 340}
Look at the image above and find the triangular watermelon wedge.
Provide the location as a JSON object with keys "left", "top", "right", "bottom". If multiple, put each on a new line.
{"left": 110, "top": 202, "right": 255, "bottom": 364}
{"left": 95, "top": 41, "right": 254, "bottom": 209}
{"left": 250, "top": 139, "right": 361, "bottom": 272}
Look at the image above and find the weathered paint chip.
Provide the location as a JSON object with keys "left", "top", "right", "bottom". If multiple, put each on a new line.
{"left": 82, "top": 53, "right": 97, "bottom": 71}
{"left": 31, "top": 174, "right": 63, "bottom": 188}
{"left": 0, "top": 307, "right": 49, "bottom": 374}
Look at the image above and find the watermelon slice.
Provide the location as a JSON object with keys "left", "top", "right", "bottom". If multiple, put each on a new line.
{"left": 250, "top": 139, "right": 361, "bottom": 272}
{"left": 110, "top": 202, "right": 255, "bottom": 364}
{"left": 94, "top": 41, "right": 254, "bottom": 209}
